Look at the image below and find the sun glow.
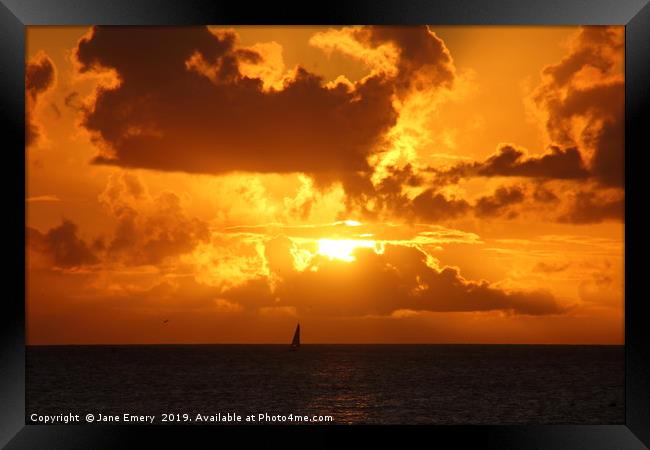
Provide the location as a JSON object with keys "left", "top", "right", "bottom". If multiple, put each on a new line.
{"left": 316, "top": 239, "right": 377, "bottom": 262}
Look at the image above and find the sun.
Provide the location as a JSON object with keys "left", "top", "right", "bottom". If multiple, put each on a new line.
{"left": 316, "top": 239, "right": 377, "bottom": 262}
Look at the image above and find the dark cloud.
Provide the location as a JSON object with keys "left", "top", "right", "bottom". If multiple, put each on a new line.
{"left": 359, "top": 26, "right": 455, "bottom": 93}
{"left": 26, "top": 53, "right": 55, "bottom": 148}
{"left": 567, "top": 84, "right": 623, "bottom": 187}
{"left": 27, "top": 220, "right": 98, "bottom": 268}
{"left": 377, "top": 164, "right": 424, "bottom": 194}
{"left": 433, "top": 144, "right": 590, "bottom": 185}
{"left": 74, "top": 26, "right": 407, "bottom": 181}
{"left": 475, "top": 186, "right": 525, "bottom": 218}
{"left": 476, "top": 145, "right": 589, "bottom": 179}
{"left": 541, "top": 27, "right": 622, "bottom": 88}
{"left": 362, "top": 164, "right": 424, "bottom": 218}
{"left": 341, "top": 164, "right": 470, "bottom": 223}
{"left": 558, "top": 190, "right": 624, "bottom": 224}
{"left": 533, "top": 27, "right": 624, "bottom": 188}
{"left": 542, "top": 82, "right": 623, "bottom": 188}
{"left": 228, "top": 242, "right": 564, "bottom": 316}
{"left": 412, "top": 189, "right": 470, "bottom": 222}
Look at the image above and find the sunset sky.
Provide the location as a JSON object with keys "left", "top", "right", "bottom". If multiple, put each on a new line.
{"left": 26, "top": 26, "right": 624, "bottom": 344}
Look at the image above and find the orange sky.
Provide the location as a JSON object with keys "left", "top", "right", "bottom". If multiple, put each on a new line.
{"left": 25, "top": 26, "right": 624, "bottom": 344}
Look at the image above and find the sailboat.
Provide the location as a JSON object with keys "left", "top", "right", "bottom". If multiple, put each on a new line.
{"left": 290, "top": 323, "right": 300, "bottom": 350}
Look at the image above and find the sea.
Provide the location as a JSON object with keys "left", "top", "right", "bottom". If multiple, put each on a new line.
{"left": 26, "top": 344, "right": 624, "bottom": 425}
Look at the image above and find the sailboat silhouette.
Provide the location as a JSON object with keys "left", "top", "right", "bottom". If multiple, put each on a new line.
{"left": 290, "top": 323, "right": 300, "bottom": 350}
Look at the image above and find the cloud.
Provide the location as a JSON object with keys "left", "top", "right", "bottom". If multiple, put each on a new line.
{"left": 310, "top": 26, "right": 455, "bottom": 94}
{"left": 26, "top": 52, "right": 55, "bottom": 148}
{"left": 26, "top": 195, "right": 61, "bottom": 203}
{"left": 27, "top": 173, "right": 214, "bottom": 272}
{"left": 532, "top": 26, "right": 624, "bottom": 188}
{"left": 477, "top": 146, "right": 588, "bottom": 179}
{"left": 475, "top": 185, "right": 526, "bottom": 218}
{"left": 63, "top": 91, "right": 82, "bottom": 110}
{"left": 74, "top": 26, "right": 403, "bottom": 182}
{"left": 98, "top": 172, "right": 210, "bottom": 265}
{"left": 72, "top": 26, "right": 475, "bottom": 226}
{"left": 412, "top": 189, "right": 470, "bottom": 221}
{"left": 558, "top": 190, "right": 624, "bottom": 224}
{"left": 339, "top": 164, "right": 471, "bottom": 223}
{"left": 27, "top": 220, "right": 98, "bottom": 268}
{"left": 226, "top": 241, "right": 564, "bottom": 317}
{"left": 578, "top": 269, "right": 621, "bottom": 308}
{"left": 342, "top": 166, "right": 532, "bottom": 223}
{"left": 222, "top": 221, "right": 481, "bottom": 248}
{"left": 437, "top": 144, "right": 590, "bottom": 182}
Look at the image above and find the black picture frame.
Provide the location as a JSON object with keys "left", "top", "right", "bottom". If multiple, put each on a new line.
{"left": 2, "top": 0, "right": 648, "bottom": 448}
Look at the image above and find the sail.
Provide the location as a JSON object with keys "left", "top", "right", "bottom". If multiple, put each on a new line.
{"left": 291, "top": 324, "right": 300, "bottom": 347}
